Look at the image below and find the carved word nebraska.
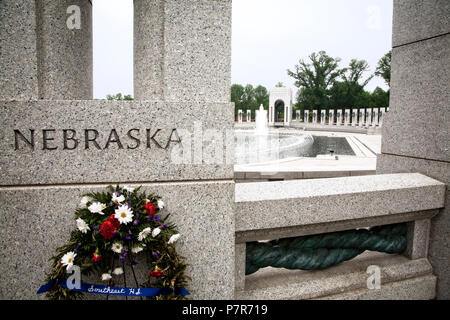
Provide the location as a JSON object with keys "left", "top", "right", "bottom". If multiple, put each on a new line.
{"left": 13, "top": 128, "right": 181, "bottom": 151}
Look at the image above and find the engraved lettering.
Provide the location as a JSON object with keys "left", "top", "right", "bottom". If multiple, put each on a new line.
{"left": 104, "top": 129, "right": 124, "bottom": 149}
{"left": 146, "top": 129, "right": 163, "bottom": 149}
{"left": 127, "top": 129, "right": 140, "bottom": 150}
{"left": 63, "top": 129, "right": 79, "bottom": 150}
{"left": 14, "top": 129, "right": 35, "bottom": 150}
{"left": 84, "top": 129, "right": 101, "bottom": 150}
{"left": 165, "top": 128, "right": 182, "bottom": 149}
{"left": 42, "top": 129, "right": 57, "bottom": 150}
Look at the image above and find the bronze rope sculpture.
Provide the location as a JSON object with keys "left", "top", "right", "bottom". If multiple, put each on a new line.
{"left": 246, "top": 223, "right": 407, "bottom": 275}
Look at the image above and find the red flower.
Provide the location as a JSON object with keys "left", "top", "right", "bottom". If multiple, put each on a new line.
{"left": 92, "top": 251, "right": 102, "bottom": 262}
{"left": 144, "top": 202, "right": 156, "bottom": 216}
{"left": 100, "top": 220, "right": 116, "bottom": 240}
{"left": 108, "top": 214, "right": 120, "bottom": 229}
{"left": 149, "top": 267, "right": 163, "bottom": 277}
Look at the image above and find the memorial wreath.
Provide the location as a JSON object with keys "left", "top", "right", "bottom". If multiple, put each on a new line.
{"left": 38, "top": 186, "right": 190, "bottom": 300}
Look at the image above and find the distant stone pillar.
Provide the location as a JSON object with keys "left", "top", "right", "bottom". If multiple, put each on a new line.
{"left": 134, "top": 0, "right": 231, "bottom": 102}
{"left": 344, "top": 109, "right": 351, "bottom": 126}
{"left": 36, "top": 0, "right": 93, "bottom": 100}
{"left": 351, "top": 109, "right": 358, "bottom": 126}
{"left": 359, "top": 108, "right": 366, "bottom": 127}
{"left": 377, "top": 0, "right": 450, "bottom": 299}
{"left": 336, "top": 109, "right": 342, "bottom": 126}
{"left": 0, "top": 0, "right": 39, "bottom": 100}
{"left": 328, "top": 109, "right": 334, "bottom": 125}
{"left": 365, "top": 108, "right": 372, "bottom": 127}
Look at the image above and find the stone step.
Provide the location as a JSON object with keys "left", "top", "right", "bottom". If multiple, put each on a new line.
{"left": 236, "top": 252, "right": 435, "bottom": 300}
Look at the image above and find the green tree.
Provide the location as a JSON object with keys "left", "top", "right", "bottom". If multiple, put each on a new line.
{"left": 330, "top": 59, "right": 373, "bottom": 109}
{"left": 370, "top": 87, "right": 389, "bottom": 107}
{"left": 254, "top": 85, "right": 269, "bottom": 109}
{"left": 231, "top": 84, "right": 245, "bottom": 117}
{"left": 288, "top": 51, "right": 344, "bottom": 112}
{"left": 375, "top": 51, "right": 391, "bottom": 87}
{"left": 275, "top": 82, "right": 284, "bottom": 87}
{"left": 242, "top": 84, "right": 256, "bottom": 111}
{"left": 106, "top": 93, "right": 133, "bottom": 101}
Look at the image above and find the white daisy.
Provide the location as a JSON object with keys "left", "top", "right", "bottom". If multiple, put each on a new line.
{"left": 76, "top": 218, "right": 90, "bottom": 234}
{"left": 111, "top": 242, "right": 123, "bottom": 254}
{"left": 123, "top": 186, "right": 135, "bottom": 193}
{"left": 168, "top": 234, "right": 181, "bottom": 244}
{"left": 152, "top": 227, "right": 161, "bottom": 238}
{"left": 101, "top": 273, "right": 112, "bottom": 281}
{"left": 157, "top": 199, "right": 165, "bottom": 209}
{"left": 80, "top": 196, "right": 90, "bottom": 207}
{"left": 88, "top": 202, "right": 106, "bottom": 215}
{"left": 61, "top": 251, "right": 77, "bottom": 271}
{"left": 112, "top": 267, "right": 124, "bottom": 275}
{"left": 111, "top": 192, "right": 125, "bottom": 204}
{"left": 138, "top": 227, "right": 152, "bottom": 241}
{"left": 132, "top": 246, "right": 144, "bottom": 254}
{"left": 114, "top": 204, "right": 134, "bottom": 225}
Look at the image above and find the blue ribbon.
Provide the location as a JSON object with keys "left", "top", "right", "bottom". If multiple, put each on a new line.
{"left": 37, "top": 279, "right": 189, "bottom": 297}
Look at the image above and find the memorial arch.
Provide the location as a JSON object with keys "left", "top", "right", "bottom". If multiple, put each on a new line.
{"left": 269, "top": 86, "right": 292, "bottom": 126}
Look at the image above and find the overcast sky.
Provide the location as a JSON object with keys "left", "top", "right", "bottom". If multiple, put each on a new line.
{"left": 93, "top": 0, "right": 393, "bottom": 99}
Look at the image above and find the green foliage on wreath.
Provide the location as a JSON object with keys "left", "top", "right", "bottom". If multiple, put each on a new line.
{"left": 43, "top": 185, "right": 190, "bottom": 300}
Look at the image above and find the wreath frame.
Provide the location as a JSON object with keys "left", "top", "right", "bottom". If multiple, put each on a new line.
{"left": 41, "top": 185, "right": 190, "bottom": 300}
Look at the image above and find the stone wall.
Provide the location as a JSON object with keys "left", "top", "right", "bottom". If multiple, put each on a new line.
{"left": 377, "top": 0, "right": 450, "bottom": 299}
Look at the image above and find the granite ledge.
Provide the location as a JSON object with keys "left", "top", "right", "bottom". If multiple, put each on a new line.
{"left": 235, "top": 173, "right": 446, "bottom": 233}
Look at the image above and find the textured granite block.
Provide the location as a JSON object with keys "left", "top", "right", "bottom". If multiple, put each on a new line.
{"left": 235, "top": 210, "right": 438, "bottom": 244}
{"left": 0, "top": 100, "right": 234, "bottom": 185}
{"left": 236, "top": 252, "right": 434, "bottom": 300}
{"left": 393, "top": 0, "right": 450, "bottom": 47}
{"left": 36, "top": 0, "right": 93, "bottom": 99}
{"left": 381, "top": 34, "right": 450, "bottom": 162}
{"left": 319, "top": 275, "right": 436, "bottom": 300}
{"left": 377, "top": 153, "right": 450, "bottom": 299}
{"left": 235, "top": 243, "right": 246, "bottom": 291}
{"left": 405, "top": 219, "right": 430, "bottom": 259}
{"left": 133, "top": 0, "right": 165, "bottom": 101}
{"left": 235, "top": 173, "right": 446, "bottom": 233}
{"left": 134, "top": 0, "right": 231, "bottom": 103}
{"left": 0, "top": 181, "right": 234, "bottom": 300}
{"left": 0, "top": 0, "right": 39, "bottom": 100}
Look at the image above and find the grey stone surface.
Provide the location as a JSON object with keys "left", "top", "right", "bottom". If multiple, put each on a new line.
{"left": 236, "top": 210, "right": 438, "bottom": 244}
{"left": 235, "top": 173, "right": 445, "bottom": 233}
{"left": 382, "top": 34, "right": 450, "bottom": 162}
{"left": 36, "top": 0, "right": 93, "bottom": 100}
{"left": 0, "top": 100, "right": 234, "bottom": 185}
{"left": 236, "top": 252, "right": 434, "bottom": 300}
{"left": 0, "top": 181, "right": 235, "bottom": 300}
{"left": 405, "top": 219, "right": 430, "bottom": 260}
{"left": 133, "top": 0, "right": 165, "bottom": 101}
{"left": 377, "top": 154, "right": 450, "bottom": 299}
{"left": 235, "top": 243, "right": 246, "bottom": 291}
{"left": 393, "top": 0, "right": 450, "bottom": 47}
{"left": 134, "top": 0, "right": 231, "bottom": 103}
{"left": 319, "top": 275, "right": 436, "bottom": 300}
{"left": 0, "top": 0, "right": 39, "bottom": 100}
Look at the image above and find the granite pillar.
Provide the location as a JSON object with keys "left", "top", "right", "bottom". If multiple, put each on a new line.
{"left": 36, "top": 0, "right": 93, "bottom": 100}
{"left": 133, "top": 0, "right": 231, "bottom": 103}
{"left": 0, "top": 0, "right": 39, "bottom": 100}
{"left": 377, "top": 0, "right": 450, "bottom": 299}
